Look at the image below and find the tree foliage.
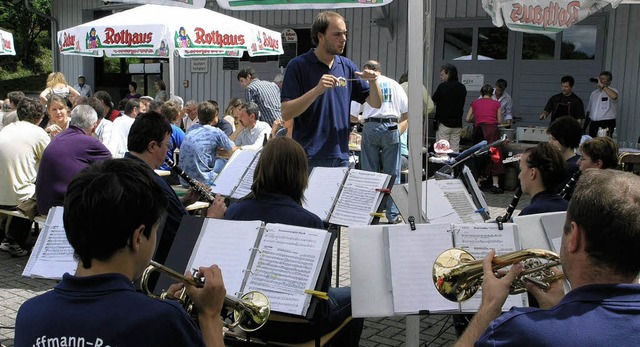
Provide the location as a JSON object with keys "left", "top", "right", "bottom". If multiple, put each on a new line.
{"left": 0, "top": 0, "right": 51, "bottom": 73}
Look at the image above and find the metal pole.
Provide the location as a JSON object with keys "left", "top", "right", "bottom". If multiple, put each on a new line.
{"left": 406, "top": 0, "right": 427, "bottom": 344}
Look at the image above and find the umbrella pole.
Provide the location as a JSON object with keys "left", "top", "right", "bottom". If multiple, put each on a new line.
{"left": 169, "top": 51, "right": 176, "bottom": 97}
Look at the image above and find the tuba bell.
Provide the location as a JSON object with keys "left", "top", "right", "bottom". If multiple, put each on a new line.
{"left": 433, "top": 248, "right": 564, "bottom": 302}
{"left": 141, "top": 260, "right": 270, "bottom": 332}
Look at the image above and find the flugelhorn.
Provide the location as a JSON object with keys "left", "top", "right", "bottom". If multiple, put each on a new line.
{"left": 141, "top": 260, "right": 270, "bottom": 332}
{"left": 433, "top": 248, "right": 564, "bottom": 302}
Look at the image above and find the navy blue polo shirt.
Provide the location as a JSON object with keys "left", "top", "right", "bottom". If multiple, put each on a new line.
{"left": 281, "top": 49, "right": 369, "bottom": 160}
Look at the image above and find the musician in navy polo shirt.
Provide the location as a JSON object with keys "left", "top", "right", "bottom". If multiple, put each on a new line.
{"left": 15, "top": 159, "right": 226, "bottom": 347}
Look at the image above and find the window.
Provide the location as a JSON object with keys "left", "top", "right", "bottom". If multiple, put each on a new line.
{"left": 478, "top": 27, "right": 508, "bottom": 60}
{"left": 522, "top": 32, "right": 556, "bottom": 60}
{"left": 561, "top": 25, "right": 596, "bottom": 60}
{"left": 443, "top": 28, "right": 473, "bottom": 60}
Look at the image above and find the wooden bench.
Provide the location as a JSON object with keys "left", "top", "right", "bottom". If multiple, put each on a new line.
{"left": 0, "top": 208, "right": 46, "bottom": 225}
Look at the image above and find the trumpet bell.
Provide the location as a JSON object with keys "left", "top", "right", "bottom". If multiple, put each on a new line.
{"left": 433, "top": 248, "right": 479, "bottom": 302}
{"left": 231, "top": 291, "right": 271, "bottom": 332}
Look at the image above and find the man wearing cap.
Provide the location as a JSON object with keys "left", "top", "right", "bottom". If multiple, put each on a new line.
{"left": 73, "top": 75, "right": 93, "bottom": 98}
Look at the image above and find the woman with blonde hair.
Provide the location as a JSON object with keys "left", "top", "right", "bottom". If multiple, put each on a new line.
{"left": 223, "top": 97, "right": 243, "bottom": 132}
{"left": 39, "top": 72, "right": 80, "bottom": 106}
{"left": 43, "top": 95, "right": 70, "bottom": 138}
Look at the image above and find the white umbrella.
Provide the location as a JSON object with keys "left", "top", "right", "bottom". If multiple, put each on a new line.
{"left": 57, "top": 4, "right": 283, "bottom": 91}
{"left": 0, "top": 29, "right": 16, "bottom": 56}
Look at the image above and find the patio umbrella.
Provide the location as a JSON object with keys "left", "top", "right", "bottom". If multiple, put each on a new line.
{"left": 57, "top": 4, "right": 283, "bottom": 91}
{"left": 0, "top": 29, "right": 16, "bottom": 56}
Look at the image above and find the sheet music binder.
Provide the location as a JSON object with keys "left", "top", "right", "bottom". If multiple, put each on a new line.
{"left": 302, "top": 167, "right": 394, "bottom": 226}
{"left": 211, "top": 149, "right": 262, "bottom": 199}
{"left": 157, "top": 216, "right": 332, "bottom": 320}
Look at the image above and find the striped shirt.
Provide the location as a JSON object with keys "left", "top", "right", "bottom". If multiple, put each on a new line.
{"left": 245, "top": 79, "right": 282, "bottom": 127}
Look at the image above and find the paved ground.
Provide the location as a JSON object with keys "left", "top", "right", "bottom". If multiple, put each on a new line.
{"left": 0, "top": 188, "right": 530, "bottom": 347}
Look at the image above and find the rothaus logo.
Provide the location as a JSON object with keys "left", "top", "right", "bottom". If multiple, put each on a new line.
{"left": 194, "top": 27, "right": 245, "bottom": 47}
{"left": 103, "top": 28, "right": 153, "bottom": 46}
{"left": 261, "top": 33, "right": 279, "bottom": 50}
{"left": 510, "top": 1, "right": 580, "bottom": 29}
{"left": 61, "top": 33, "right": 76, "bottom": 49}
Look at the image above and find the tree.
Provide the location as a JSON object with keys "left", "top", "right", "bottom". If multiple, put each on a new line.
{"left": 0, "top": 0, "right": 51, "bottom": 73}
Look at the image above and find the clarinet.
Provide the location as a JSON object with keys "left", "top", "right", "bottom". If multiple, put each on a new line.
{"left": 559, "top": 171, "right": 581, "bottom": 200}
{"left": 495, "top": 187, "right": 522, "bottom": 229}
{"left": 164, "top": 158, "right": 215, "bottom": 203}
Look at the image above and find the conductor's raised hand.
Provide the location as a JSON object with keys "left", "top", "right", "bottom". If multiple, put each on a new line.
{"left": 479, "top": 249, "right": 523, "bottom": 314}
{"left": 186, "top": 264, "right": 226, "bottom": 318}
{"left": 315, "top": 74, "right": 340, "bottom": 93}
{"left": 355, "top": 68, "right": 380, "bottom": 81}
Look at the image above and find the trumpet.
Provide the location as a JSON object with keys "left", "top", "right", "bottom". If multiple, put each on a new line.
{"left": 141, "top": 260, "right": 270, "bottom": 332}
{"left": 433, "top": 248, "right": 564, "bottom": 302}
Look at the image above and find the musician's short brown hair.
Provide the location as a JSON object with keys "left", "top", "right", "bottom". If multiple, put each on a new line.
{"left": 579, "top": 137, "right": 618, "bottom": 169}
{"left": 250, "top": 137, "right": 308, "bottom": 205}
{"left": 524, "top": 142, "right": 568, "bottom": 192}
{"left": 567, "top": 169, "right": 640, "bottom": 277}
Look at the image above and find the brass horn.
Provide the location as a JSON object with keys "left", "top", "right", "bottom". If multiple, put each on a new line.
{"left": 433, "top": 248, "right": 564, "bottom": 302}
{"left": 141, "top": 260, "right": 270, "bottom": 332}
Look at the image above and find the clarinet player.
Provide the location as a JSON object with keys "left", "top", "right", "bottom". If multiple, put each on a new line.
{"left": 125, "top": 111, "right": 226, "bottom": 265}
{"left": 517, "top": 143, "right": 569, "bottom": 216}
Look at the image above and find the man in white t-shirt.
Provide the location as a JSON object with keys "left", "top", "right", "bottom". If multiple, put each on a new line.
{"left": 113, "top": 99, "right": 144, "bottom": 151}
{"left": 351, "top": 60, "right": 408, "bottom": 224}
{"left": 587, "top": 71, "right": 619, "bottom": 138}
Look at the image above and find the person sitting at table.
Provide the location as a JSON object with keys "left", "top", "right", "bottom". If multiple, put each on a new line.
{"left": 228, "top": 101, "right": 272, "bottom": 151}
{"left": 455, "top": 169, "right": 640, "bottom": 347}
{"left": 15, "top": 158, "right": 226, "bottom": 347}
{"left": 126, "top": 111, "right": 226, "bottom": 265}
{"left": 518, "top": 142, "right": 569, "bottom": 216}
{"left": 180, "top": 102, "right": 237, "bottom": 187}
{"left": 578, "top": 136, "right": 618, "bottom": 171}
{"left": 225, "top": 137, "right": 362, "bottom": 346}
{"left": 0, "top": 98, "right": 50, "bottom": 257}
{"left": 42, "top": 95, "right": 70, "bottom": 138}
{"left": 35, "top": 105, "right": 112, "bottom": 216}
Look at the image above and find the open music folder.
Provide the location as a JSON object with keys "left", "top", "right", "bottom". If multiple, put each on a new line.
{"left": 159, "top": 217, "right": 332, "bottom": 319}
{"left": 349, "top": 222, "right": 525, "bottom": 317}
{"left": 22, "top": 206, "right": 77, "bottom": 280}
{"left": 302, "top": 167, "right": 393, "bottom": 226}
{"left": 211, "top": 149, "right": 261, "bottom": 199}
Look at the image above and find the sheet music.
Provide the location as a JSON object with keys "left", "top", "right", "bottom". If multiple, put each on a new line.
{"left": 303, "top": 167, "right": 348, "bottom": 222}
{"left": 187, "top": 219, "right": 262, "bottom": 296}
{"left": 453, "top": 223, "right": 526, "bottom": 312}
{"left": 211, "top": 150, "right": 258, "bottom": 197}
{"left": 436, "top": 179, "right": 484, "bottom": 223}
{"left": 425, "top": 179, "right": 461, "bottom": 223}
{"left": 231, "top": 152, "right": 260, "bottom": 199}
{"left": 329, "top": 169, "right": 390, "bottom": 226}
{"left": 243, "top": 223, "right": 331, "bottom": 316}
{"left": 386, "top": 223, "right": 459, "bottom": 314}
{"left": 23, "top": 207, "right": 77, "bottom": 279}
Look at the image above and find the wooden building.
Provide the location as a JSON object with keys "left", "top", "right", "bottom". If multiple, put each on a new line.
{"left": 53, "top": 0, "right": 640, "bottom": 142}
